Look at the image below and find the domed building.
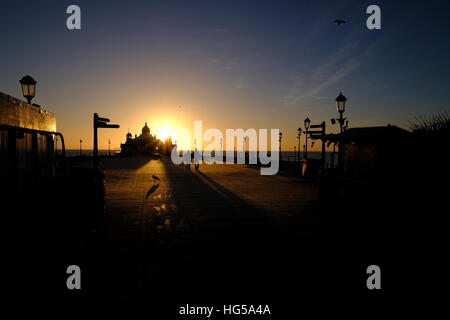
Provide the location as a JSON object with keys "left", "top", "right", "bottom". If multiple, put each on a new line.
{"left": 126, "top": 130, "right": 132, "bottom": 142}
{"left": 120, "top": 122, "right": 158, "bottom": 155}
{"left": 142, "top": 122, "right": 150, "bottom": 136}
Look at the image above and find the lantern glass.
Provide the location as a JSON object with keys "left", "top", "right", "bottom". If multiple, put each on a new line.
{"left": 335, "top": 92, "right": 347, "bottom": 113}
{"left": 29, "top": 83, "right": 35, "bottom": 97}
{"left": 21, "top": 83, "right": 30, "bottom": 96}
{"left": 304, "top": 117, "right": 311, "bottom": 130}
{"left": 19, "top": 75, "right": 37, "bottom": 103}
{"left": 336, "top": 100, "right": 345, "bottom": 113}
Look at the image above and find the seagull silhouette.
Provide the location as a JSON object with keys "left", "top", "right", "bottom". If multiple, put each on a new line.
{"left": 152, "top": 174, "right": 160, "bottom": 183}
{"left": 146, "top": 183, "right": 159, "bottom": 199}
{"left": 334, "top": 19, "right": 346, "bottom": 25}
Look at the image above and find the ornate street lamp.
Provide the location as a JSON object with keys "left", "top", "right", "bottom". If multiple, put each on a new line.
{"left": 335, "top": 92, "right": 348, "bottom": 174}
{"left": 304, "top": 117, "right": 311, "bottom": 130}
{"left": 336, "top": 92, "right": 347, "bottom": 114}
{"left": 304, "top": 117, "right": 310, "bottom": 160}
{"left": 297, "top": 128, "right": 302, "bottom": 163}
{"left": 19, "top": 75, "right": 37, "bottom": 104}
{"left": 278, "top": 132, "right": 283, "bottom": 156}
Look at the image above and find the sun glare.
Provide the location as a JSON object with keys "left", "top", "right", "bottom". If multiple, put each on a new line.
{"left": 156, "top": 126, "right": 172, "bottom": 141}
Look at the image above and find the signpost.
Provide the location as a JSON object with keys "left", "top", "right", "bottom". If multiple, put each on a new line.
{"left": 93, "top": 113, "right": 119, "bottom": 170}
{"left": 308, "top": 121, "right": 326, "bottom": 174}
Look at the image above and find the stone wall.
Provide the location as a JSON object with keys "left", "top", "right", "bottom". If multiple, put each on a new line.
{"left": 0, "top": 92, "right": 57, "bottom": 195}
{"left": 0, "top": 92, "right": 56, "bottom": 132}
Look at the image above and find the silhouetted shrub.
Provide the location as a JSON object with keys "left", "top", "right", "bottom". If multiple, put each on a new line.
{"left": 409, "top": 111, "right": 450, "bottom": 137}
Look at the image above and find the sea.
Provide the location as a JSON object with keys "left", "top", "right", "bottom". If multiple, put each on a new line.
{"left": 63, "top": 150, "right": 336, "bottom": 167}
{"left": 64, "top": 149, "right": 121, "bottom": 157}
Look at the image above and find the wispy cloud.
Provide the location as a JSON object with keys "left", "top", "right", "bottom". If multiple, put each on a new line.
{"left": 283, "top": 27, "right": 387, "bottom": 111}
{"left": 283, "top": 42, "right": 360, "bottom": 109}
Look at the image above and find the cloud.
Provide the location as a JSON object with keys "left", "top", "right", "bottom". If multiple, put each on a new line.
{"left": 283, "top": 42, "right": 360, "bottom": 109}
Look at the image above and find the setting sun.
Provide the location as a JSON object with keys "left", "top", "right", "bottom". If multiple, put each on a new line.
{"left": 156, "top": 126, "right": 172, "bottom": 141}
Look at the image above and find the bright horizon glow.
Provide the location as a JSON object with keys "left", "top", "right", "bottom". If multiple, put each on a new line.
{"left": 156, "top": 126, "right": 173, "bottom": 141}
{"left": 2, "top": 2, "right": 448, "bottom": 151}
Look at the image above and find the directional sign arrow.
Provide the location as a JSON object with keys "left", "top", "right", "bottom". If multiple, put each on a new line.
{"left": 97, "top": 123, "right": 119, "bottom": 128}
{"left": 307, "top": 130, "right": 323, "bottom": 134}
{"left": 96, "top": 117, "right": 110, "bottom": 123}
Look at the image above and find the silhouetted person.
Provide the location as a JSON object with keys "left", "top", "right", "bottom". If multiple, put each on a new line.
{"left": 186, "top": 151, "right": 191, "bottom": 171}
{"left": 194, "top": 148, "right": 201, "bottom": 172}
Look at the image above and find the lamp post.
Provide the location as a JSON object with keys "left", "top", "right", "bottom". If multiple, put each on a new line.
{"left": 304, "top": 117, "right": 310, "bottom": 160}
{"left": 332, "top": 142, "right": 337, "bottom": 168}
{"left": 93, "top": 113, "right": 120, "bottom": 170}
{"left": 80, "top": 139, "right": 83, "bottom": 157}
{"left": 335, "top": 92, "right": 347, "bottom": 174}
{"left": 279, "top": 132, "right": 282, "bottom": 162}
{"left": 297, "top": 128, "right": 302, "bottom": 164}
{"left": 220, "top": 138, "right": 223, "bottom": 162}
{"left": 336, "top": 92, "right": 347, "bottom": 132}
{"left": 108, "top": 138, "right": 111, "bottom": 157}
{"left": 294, "top": 146, "right": 296, "bottom": 163}
{"left": 19, "top": 75, "right": 37, "bottom": 105}
{"left": 243, "top": 137, "right": 246, "bottom": 163}
{"left": 308, "top": 121, "right": 326, "bottom": 175}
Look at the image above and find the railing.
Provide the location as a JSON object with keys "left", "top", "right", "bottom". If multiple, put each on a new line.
{"left": 280, "top": 155, "right": 298, "bottom": 164}
{"left": 0, "top": 124, "right": 66, "bottom": 173}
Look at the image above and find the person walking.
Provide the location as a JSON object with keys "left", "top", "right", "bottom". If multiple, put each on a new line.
{"left": 185, "top": 150, "right": 191, "bottom": 171}
{"left": 194, "top": 147, "right": 201, "bottom": 172}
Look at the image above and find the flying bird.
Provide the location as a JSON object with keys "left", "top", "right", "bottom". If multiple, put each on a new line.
{"left": 334, "top": 19, "right": 346, "bottom": 25}
{"left": 152, "top": 174, "right": 160, "bottom": 182}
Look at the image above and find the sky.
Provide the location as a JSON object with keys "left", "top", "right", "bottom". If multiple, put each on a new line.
{"left": 1, "top": 0, "right": 449, "bottom": 150}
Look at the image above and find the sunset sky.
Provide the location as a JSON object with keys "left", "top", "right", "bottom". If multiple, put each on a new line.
{"left": 1, "top": 0, "right": 449, "bottom": 150}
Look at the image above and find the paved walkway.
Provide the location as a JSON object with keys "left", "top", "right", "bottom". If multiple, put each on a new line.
{"left": 100, "top": 156, "right": 331, "bottom": 299}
